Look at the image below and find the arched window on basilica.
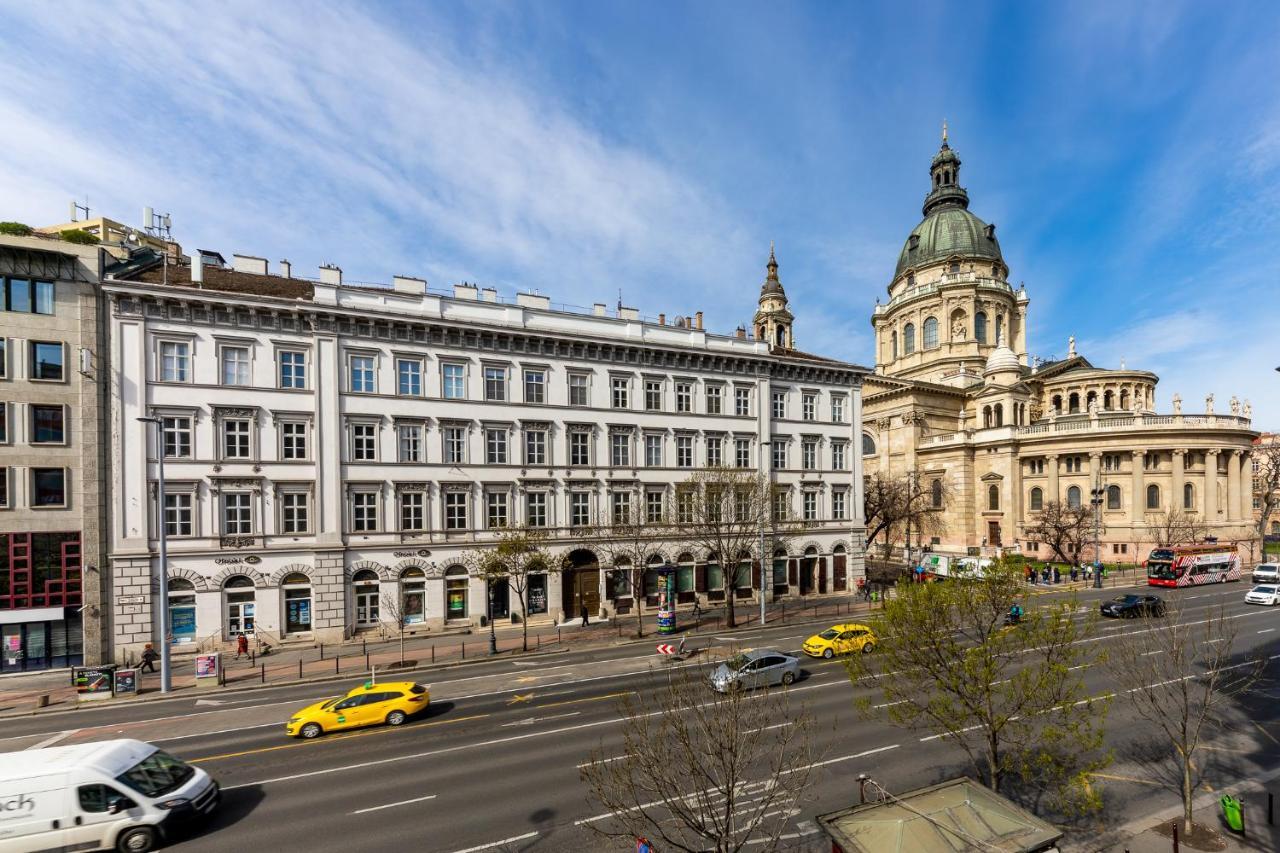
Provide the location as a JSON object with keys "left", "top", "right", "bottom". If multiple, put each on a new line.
{"left": 1068, "top": 392, "right": 1080, "bottom": 414}
{"left": 903, "top": 323, "right": 916, "bottom": 354}
{"left": 993, "top": 403, "right": 1003, "bottom": 427}
{"left": 974, "top": 312, "right": 988, "bottom": 344}
{"left": 1107, "top": 485, "right": 1121, "bottom": 510}
{"left": 1067, "top": 486, "right": 1082, "bottom": 508}
{"left": 1086, "top": 391, "right": 1097, "bottom": 411}
{"left": 1146, "top": 484, "right": 1161, "bottom": 510}
{"left": 1183, "top": 483, "right": 1195, "bottom": 510}
{"left": 931, "top": 478, "right": 943, "bottom": 508}
{"left": 988, "top": 484, "right": 1000, "bottom": 511}
{"left": 1120, "top": 389, "right": 1130, "bottom": 409}
{"left": 891, "top": 331, "right": 898, "bottom": 359}
{"left": 1029, "top": 487, "right": 1043, "bottom": 511}
{"left": 982, "top": 405, "right": 992, "bottom": 428}
{"left": 862, "top": 433, "right": 877, "bottom": 456}
{"left": 1052, "top": 394, "right": 1062, "bottom": 414}
{"left": 1104, "top": 390, "right": 1114, "bottom": 410}
{"left": 923, "top": 316, "right": 939, "bottom": 349}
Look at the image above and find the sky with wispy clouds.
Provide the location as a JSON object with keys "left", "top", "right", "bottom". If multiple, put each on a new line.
{"left": 2, "top": 1, "right": 1277, "bottom": 426}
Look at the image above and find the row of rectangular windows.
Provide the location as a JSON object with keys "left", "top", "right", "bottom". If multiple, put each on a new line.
{"left": 154, "top": 339, "right": 849, "bottom": 421}
{"left": 0, "top": 466, "right": 69, "bottom": 509}
{"left": 0, "top": 278, "right": 56, "bottom": 315}
{"left": 158, "top": 486, "right": 850, "bottom": 537}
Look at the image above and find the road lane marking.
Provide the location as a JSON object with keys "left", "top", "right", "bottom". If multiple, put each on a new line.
{"left": 1141, "top": 650, "right": 1164, "bottom": 656}
{"left": 576, "top": 754, "right": 627, "bottom": 769}
{"left": 351, "top": 793, "right": 437, "bottom": 814}
{"left": 446, "top": 832, "right": 539, "bottom": 853}
{"left": 1089, "top": 772, "right": 1163, "bottom": 786}
{"left": 506, "top": 693, "right": 534, "bottom": 705}
{"left": 921, "top": 726, "right": 983, "bottom": 742}
{"left": 535, "top": 690, "right": 632, "bottom": 710}
{"left": 1259, "top": 628, "right": 1276, "bottom": 634}
{"left": 188, "top": 713, "right": 490, "bottom": 764}
{"left": 796, "top": 743, "right": 899, "bottom": 770}
{"left": 25, "top": 730, "right": 77, "bottom": 750}
{"left": 501, "top": 711, "right": 580, "bottom": 728}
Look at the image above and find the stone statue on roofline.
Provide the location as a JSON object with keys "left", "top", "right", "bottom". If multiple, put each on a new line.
{"left": 1205, "top": 393, "right": 1214, "bottom": 415}
{"left": 1172, "top": 393, "right": 1182, "bottom": 415}
{"left": 1230, "top": 395, "right": 1240, "bottom": 416}
{"left": 1244, "top": 399, "right": 1253, "bottom": 419}
{"left": 1068, "top": 335, "right": 1076, "bottom": 358}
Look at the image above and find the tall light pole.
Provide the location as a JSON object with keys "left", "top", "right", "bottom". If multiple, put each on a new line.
{"left": 1090, "top": 470, "right": 1105, "bottom": 589}
{"left": 137, "top": 417, "right": 172, "bottom": 693}
{"left": 758, "top": 525, "right": 767, "bottom": 626}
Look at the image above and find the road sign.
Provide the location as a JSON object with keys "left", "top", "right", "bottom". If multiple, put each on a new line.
{"left": 656, "top": 644, "right": 676, "bottom": 655}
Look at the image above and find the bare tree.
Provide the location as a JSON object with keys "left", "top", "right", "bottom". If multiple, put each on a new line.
{"left": 863, "top": 471, "right": 951, "bottom": 561}
{"left": 464, "top": 525, "right": 558, "bottom": 652}
{"left": 845, "top": 558, "right": 1108, "bottom": 813}
{"left": 1105, "top": 599, "right": 1267, "bottom": 835}
{"left": 580, "top": 666, "right": 815, "bottom": 853}
{"left": 678, "top": 467, "right": 808, "bottom": 628}
{"left": 577, "top": 495, "right": 675, "bottom": 637}
{"left": 379, "top": 589, "right": 409, "bottom": 668}
{"left": 1024, "top": 501, "right": 1094, "bottom": 565}
{"left": 1254, "top": 436, "right": 1280, "bottom": 557}
{"left": 1144, "top": 508, "right": 1209, "bottom": 547}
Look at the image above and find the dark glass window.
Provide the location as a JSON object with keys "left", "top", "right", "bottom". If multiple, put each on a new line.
{"left": 31, "top": 405, "right": 64, "bottom": 443}
{"left": 30, "top": 342, "right": 64, "bottom": 381}
{"left": 32, "top": 468, "right": 66, "bottom": 506}
{"left": 34, "top": 281, "right": 54, "bottom": 314}
{"left": 6, "top": 278, "right": 31, "bottom": 313}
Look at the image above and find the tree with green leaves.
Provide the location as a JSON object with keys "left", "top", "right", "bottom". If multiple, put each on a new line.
{"left": 844, "top": 558, "right": 1108, "bottom": 814}
{"left": 464, "top": 524, "right": 559, "bottom": 652}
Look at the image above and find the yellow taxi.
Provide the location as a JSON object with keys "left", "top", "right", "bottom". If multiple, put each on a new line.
{"left": 801, "top": 624, "right": 877, "bottom": 659}
{"left": 286, "top": 681, "right": 430, "bottom": 738}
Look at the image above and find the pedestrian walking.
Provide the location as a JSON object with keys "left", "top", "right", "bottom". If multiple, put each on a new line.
{"left": 580, "top": 603, "right": 590, "bottom": 627}
{"left": 1070, "top": 565, "right": 1078, "bottom": 583}
{"left": 692, "top": 601, "right": 702, "bottom": 626}
{"left": 235, "top": 633, "right": 249, "bottom": 659}
{"left": 140, "top": 643, "right": 159, "bottom": 673}
{"left": 1027, "top": 565, "right": 1035, "bottom": 585}
{"left": 1052, "top": 566, "right": 1060, "bottom": 584}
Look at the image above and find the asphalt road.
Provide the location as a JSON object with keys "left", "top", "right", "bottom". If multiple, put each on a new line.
{"left": 6, "top": 581, "right": 1279, "bottom": 852}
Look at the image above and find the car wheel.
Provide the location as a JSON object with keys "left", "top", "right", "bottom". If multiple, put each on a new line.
{"left": 822, "top": 648, "right": 834, "bottom": 660}
{"left": 862, "top": 642, "right": 876, "bottom": 654}
{"left": 117, "top": 827, "right": 157, "bottom": 853}
{"left": 781, "top": 671, "right": 796, "bottom": 686}
{"left": 386, "top": 710, "right": 408, "bottom": 726}
{"left": 300, "top": 722, "right": 323, "bottom": 739}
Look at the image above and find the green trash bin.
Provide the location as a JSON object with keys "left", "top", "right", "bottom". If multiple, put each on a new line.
{"left": 1221, "top": 794, "right": 1244, "bottom": 832}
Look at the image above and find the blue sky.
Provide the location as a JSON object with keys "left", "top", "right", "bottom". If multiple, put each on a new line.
{"left": 2, "top": 1, "right": 1277, "bottom": 426}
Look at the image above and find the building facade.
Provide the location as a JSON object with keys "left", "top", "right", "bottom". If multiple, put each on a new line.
{"left": 0, "top": 233, "right": 110, "bottom": 670}
{"left": 862, "top": 134, "right": 1258, "bottom": 562}
{"left": 104, "top": 252, "right": 868, "bottom": 660}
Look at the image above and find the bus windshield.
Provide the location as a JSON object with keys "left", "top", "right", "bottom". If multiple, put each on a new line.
{"left": 1147, "top": 561, "right": 1179, "bottom": 580}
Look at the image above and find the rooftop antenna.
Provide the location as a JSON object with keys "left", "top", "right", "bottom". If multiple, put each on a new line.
{"left": 617, "top": 288, "right": 623, "bottom": 313}
{"left": 143, "top": 206, "right": 173, "bottom": 239}
{"left": 70, "top": 200, "right": 90, "bottom": 222}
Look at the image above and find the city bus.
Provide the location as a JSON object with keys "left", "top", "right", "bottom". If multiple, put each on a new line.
{"left": 1145, "top": 543, "right": 1242, "bottom": 588}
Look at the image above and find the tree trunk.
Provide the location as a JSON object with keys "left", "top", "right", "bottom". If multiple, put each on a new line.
{"left": 521, "top": 595, "right": 529, "bottom": 652}
{"left": 725, "top": 566, "right": 737, "bottom": 628}
{"left": 1183, "top": 756, "right": 1195, "bottom": 834}
{"left": 635, "top": 569, "right": 645, "bottom": 638}
{"left": 987, "top": 732, "right": 1002, "bottom": 793}
{"left": 399, "top": 629, "right": 405, "bottom": 667}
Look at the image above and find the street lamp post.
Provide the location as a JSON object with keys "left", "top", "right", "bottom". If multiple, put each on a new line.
{"left": 1090, "top": 471, "right": 1105, "bottom": 589}
{"left": 488, "top": 580, "right": 498, "bottom": 655}
{"left": 758, "top": 525, "right": 767, "bottom": 626}
{"left": 137, "top": 417, "right": 172, "bottom": 693}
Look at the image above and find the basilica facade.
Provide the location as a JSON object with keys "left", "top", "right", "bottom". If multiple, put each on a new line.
{"left": 856, "top": 134, "right": 1258, "bottom": 562}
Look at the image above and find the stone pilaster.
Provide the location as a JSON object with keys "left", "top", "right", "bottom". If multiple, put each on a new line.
{"left": 311, "top": 549, "right": 347, "bottom": 643}
{"left": 1205, "top": 450, "right": 1219, "bottom": 520}
{"left": 1172, "top": 450, "right": 1185, "bottom": 515}
{"left": 1226, "top": 450, "right": 1241, "bottom": 522}
{"left": 111, "top": 556, "right": 155, "bottom": 663}
{"left": 1130, "top": 451, "right": 1145, "bottom": 526}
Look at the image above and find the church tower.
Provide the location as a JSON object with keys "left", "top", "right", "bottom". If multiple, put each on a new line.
{"left": 753, "top": 243, "right": 794, "bottom": 350}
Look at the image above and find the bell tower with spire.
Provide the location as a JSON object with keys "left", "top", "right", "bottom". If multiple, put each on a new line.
{"left": 753, "top": 242, "right": 794, "bottom": 350}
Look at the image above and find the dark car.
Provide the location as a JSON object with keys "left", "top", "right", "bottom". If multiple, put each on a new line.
{"left": 1100, "top": 594, "right": 1166, "bottom": 618}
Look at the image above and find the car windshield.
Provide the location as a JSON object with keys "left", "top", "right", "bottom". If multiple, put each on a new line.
{"left": 1119, "top": 595, "right": 1142, "bottom": 604}
{"left": 116, "top": 749, "right": 195, "bottom": 798}
{"left": 1254, "top": 586, "right": 1276, "bottom": 594}
{"left": 1147, "top": 561, "right": 1177, "bottom": 580}
{"left": 818, "top": 629, "right": 840, "bottom": 640}
{"left": 726, "top": 653, "right": 750, "bottom": 671}
{"left": 320, "top": 697, "right": 341, "bottom": 710}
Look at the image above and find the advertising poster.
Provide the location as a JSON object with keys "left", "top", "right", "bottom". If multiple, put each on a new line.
{"left": 74, "top": 665, "right": 117, "bottom": 701}
{"left": 656, "top": 570, "right": 677, "bottom": 635}
{"left": 113, "top": 669, "right": 138, "bottom": 696}
{"left": 194, "top": 653, "right": 220, "bottom": 684}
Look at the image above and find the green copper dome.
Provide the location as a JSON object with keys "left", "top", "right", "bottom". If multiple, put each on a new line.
{"left": 894, "top": 138, "right": 1005, "bottom": 279}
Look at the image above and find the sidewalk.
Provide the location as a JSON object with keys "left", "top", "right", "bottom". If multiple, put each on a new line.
{"left": 0, "top": 593, "right": 869, "bottom": 716}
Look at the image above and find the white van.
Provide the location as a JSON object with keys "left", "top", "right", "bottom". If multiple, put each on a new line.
{"left": 1253, "top": 563, "right": 1280, "bottom": 584}
{"left": 0, "top": 738, "right": 218, "bottom": 852}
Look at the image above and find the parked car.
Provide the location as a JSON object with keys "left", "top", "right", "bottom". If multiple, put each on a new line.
{"left": 1252, "top": 563, "right": 1280, "bottom": 584}
{"left": 286, "top": 681, "right": 430, "bottom": 738}
{"left": 1245, "top": 585, "right": 1280, "bottom": 606}
{"left": 709, "top": 649, "right": 801, "bottom": 692}
{"left": 1100, "top": 594, "right": 1166, "bottom": 618}
{"left": 802, "top": 624, "right": 877, "bottom": 659}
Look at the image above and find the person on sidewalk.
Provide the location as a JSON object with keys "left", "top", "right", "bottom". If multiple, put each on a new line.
{"left": 140, "top": 644, "right": 159, "bottom": 673}
{"left": 580, "top": 603, "right": 590, "bottom": 627}
{"left": 235, "top": 633, "right": 249, "bottom": 659}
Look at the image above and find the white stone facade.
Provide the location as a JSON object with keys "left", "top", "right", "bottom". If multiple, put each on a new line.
{"left": 105, "top": 258, "right": 867, "bottom": 659}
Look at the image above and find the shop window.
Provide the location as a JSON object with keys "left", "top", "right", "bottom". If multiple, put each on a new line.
{"left": 445, "top": 566, "right": 469, "bottom": 620}
{"left": 401, "top": 567, "right": 426, "bottom": 624}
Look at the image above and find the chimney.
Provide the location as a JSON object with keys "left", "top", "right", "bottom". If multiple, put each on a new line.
{"left": 279, "top": 259, "right": 292, "bottom": 279}
{"left": 393, "top": 275, "right": 427, "bottom": 296}
{"left": 736, "top": 325, "right": 746, "bottom": 339}
{"left": 191, "top": 253, "right": 204, "bottom": 286}
{"left": 480, "top": 287, "right": 498, "bottom": 303}
{"left": 593, "top": 303, "right": 607, "bottom": 317}
{"left": 695, "top": 311, "right": 704, "bottom": 330}
{"left": 658, "top": 313, "right": 666, "bottom": 326}
{"left": 232, "top": 254, "right": 268, "bottom": 275}
{"left": 319, "top": 264, "right": 342, "bottom": 285}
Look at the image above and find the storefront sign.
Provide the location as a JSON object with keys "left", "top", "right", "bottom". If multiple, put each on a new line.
{"left": 194, "top": 653, "right": 221, "bottom": 686}
{"left": 74, "top": 665, "right": 117, "bottom": 701}
{"left": 113, "top": 669, "right": 138, "bottom": 696}
{"left": 215, "top": 557, "right": 244, "bottom": 565}
{"left": 393, "top": 549, "right": 432, "bottom": 558}
{"left": 117, "top": 594, "right": 145, "bottom": 605}
{"left": 243, "top": 555, "right": 261, "bottom": 564}
{"left": 170, "top": 607, "right": 196, "bottom": 641}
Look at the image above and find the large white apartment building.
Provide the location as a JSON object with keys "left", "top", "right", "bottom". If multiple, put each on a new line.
{"left": 104, "top": 248, "right": 868, "bottom": 659}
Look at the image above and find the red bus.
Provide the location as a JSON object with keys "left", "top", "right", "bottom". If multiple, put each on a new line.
{"left": 1146, "top": 544, "right": 1242, "bottom": 588}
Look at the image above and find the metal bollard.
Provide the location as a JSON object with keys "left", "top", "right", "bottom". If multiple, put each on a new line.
{"left": 1269, "top": 791, "right": 1273, "bottom": 825}
{"left": 1172, "top": 822, "right": 1179, "bottom": 853}
{"left": 319, "top": 644, "right": 325, "bottom": 661}
{"left": 431, "top": 645, "right": 435, "bottom": 663}
{"left": 462, "top": 641, "right": 465, "bottom": 659}
{"left": 260, "top": 664, "right": 265, "bottom": 683}
{"left": 335, "top": 657, "right": 339, "bottom": 675}
{"left": 298, "top": 659, "right": 303, "bottom": 679}
{"left": 363, "top": 639, "right": 367, "bottom": 656}
{"left": 366, "top": 652, "right": 370, "bottom": 670}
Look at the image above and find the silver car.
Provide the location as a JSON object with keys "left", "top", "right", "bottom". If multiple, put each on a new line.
{"left": 709, "top": 648, "right": 802, "bottom": 692}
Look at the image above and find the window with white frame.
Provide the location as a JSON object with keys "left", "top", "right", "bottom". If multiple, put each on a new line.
{"left": 442, "top": 363, "right": 466, "bottom": 399}
{"left": 159, "top": 340, "right": 190, "bottom": 383}
{"left": 348, "top": 354, "right": 375, "bottom": 393}
{"left": 568, "top": 372, "right": 589, "bottom": 406}
{"left": 570, "top": 492, "right": 590, "bottom": 527}
{"left": 351, "top": 491, "right": 379, "bottom": 532}
{"left": 398, "top": 424, "right": 423, "bottom": 463}
{"left": 645, "top": 434, "right": 663, "bottom": 467}
{"left": 278, "top": 350, "right": 307, "bottom": 389}
{"left": 162, "top": 416, "right": 192, "bottom": 458}
{"left": 222, "top": 492, "right": 253, "bottom": 534}
{"left": 772, "top": 440, "right": 787, "bottom": 469}
{"left": 487, "top": 491, "right": 509, "bottom": 528}
{"left": 611, "top": 376, "right": 629, "bottom": 409}
{"left": 735, "top": 438, "right": 750, "bottom": 468}
{"left": 802, "top": 491, "right": 817, "bottom": 521}
{"left": 646, "top": 490, "right": 664, "bottom": 523}
{"left": 645, "top": 380, "right": 662, "bottom": 411}
{"left": 526, "top": 492, "right": 547, "bottom": 527}
{"left": 220, "top": 346, "right": 250, "bottom": 386}
{"left": 832, "top": 441, "right": 846, "bottom": 470}
{"left": 163, "top": 492, "right": 194, "bottom": 537}
{"left": 483, "top": 366, "right": 507, "bottom": 401}
{"left": 525, "top": 429, "right": 547, "bottom": 465}
{"left": 676, "top": 435, "right": 693, "bottom": 468}
{"left": 735, "top": 387, "right": 751, "bottom": 417}
{"left": 524, "top": 369, "right": 545, "bottom": 404}
{"left": 802, "top": 393, "right": 816, "bottom": 421}
{"left": 611, "top": 433, "right": 631, "bottom": 467}
{"left": 280, "top": 421, "right": 309, "bottom": 460}
{"left": 772, "top": 391, "right": 786, "bottom": 419}
{"left": 802, "top": 440, "right": 817, "bottom": 470}
{"left": 706, "top": 385, "right": 722, "bottom": 415}
{"left": 675, "top": 382, "right": 692, "bottom": 413}
{"left": 485, "top": 428, "right": 508, "bottom": 464}
{"left": 351, "top": 422, "right": 377, "bottom": 462}
{"left": 444, "top": 491, "right": 468, "bottom": 530}
{"left": 569, "top": 432, "right": 590, "bottom": 466}
{"left": 706, "top": 435, "right": 722, "bottom": 467}
{"left": 612, "top": 490, "right": 631, "bottom": 524}
{"left": 222, "top": 418, "right": 252, "bottom": 459}
{"left": 832, "top": 490, "right": 847, "bottom": 520}
{"left": 281, "top": 491, "right": 310, "bottom": 534}
{"left": 443, "top": 426, "right": 467, "bottom": 464}
{"left": 397, "top": 358, "right": 422, "bottom": 396}
{"left": 676, "top": 490, "right": 694, "bottom": 524}
{"left": 831, "top": 395, "right": 846, "bottom": 423}
{"left": 772, "top": 489, "right": 789, "bottom": 521}
{"left": 399, "top": 490, "right": 426, "bottom": 531}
